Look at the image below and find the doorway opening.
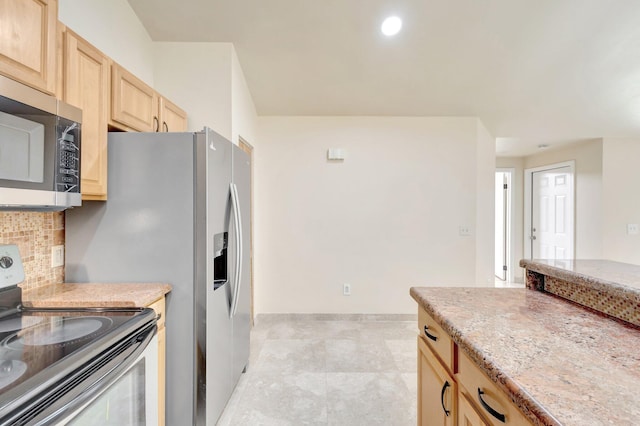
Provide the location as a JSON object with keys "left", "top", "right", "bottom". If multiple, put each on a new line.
{"left": 495, "top": 169, "right": 513, "bottom": 282}
{"left": 524, "top": 161, "right": 575, "bottom": 260}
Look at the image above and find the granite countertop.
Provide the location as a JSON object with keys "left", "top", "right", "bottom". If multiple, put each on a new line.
{"left": 520, "top": 259, "right": 640, "bottom": 327}
{"left": 22, "top": 283, "right": 172, "bottom": 308}
{"left": 520, "top": 259, "right": 640, "bottom": 292}
{"left": 410, "top": 287, "right": 640, "bottom": 426}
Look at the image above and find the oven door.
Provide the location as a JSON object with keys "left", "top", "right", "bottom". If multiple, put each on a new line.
{"left": 56, "top": 333, "right": 158, "bottom": 426}
{"left": 10, "top": 324, "right": 160, "bottom": 426}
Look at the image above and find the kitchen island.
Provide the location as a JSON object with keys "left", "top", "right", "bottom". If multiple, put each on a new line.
{"left": 411, "top": 259, "right": 640, "bottom": 426}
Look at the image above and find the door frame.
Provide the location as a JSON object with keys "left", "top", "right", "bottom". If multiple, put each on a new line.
{"left": 238, "top": 137, "right": 254, "bottom": 326}
{"left": 524, "top": 160, "right": 575, "bottom": 260}
{"left": 495, "top": 168, "right": 514, "bottom": 282}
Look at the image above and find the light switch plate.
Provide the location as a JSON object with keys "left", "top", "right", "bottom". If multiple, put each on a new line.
{"left": 51, "top": 245, "right": 64, "bottom": 267}
{"left": 343, "top": 283, "right": 351, "bottom": 296}
{"left": 628, "top": 224, "right": 639, "bottom": 235}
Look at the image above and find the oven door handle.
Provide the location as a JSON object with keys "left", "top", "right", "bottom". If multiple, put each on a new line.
{"left": 16, "top": 324, "right": 157, "bottom": 426}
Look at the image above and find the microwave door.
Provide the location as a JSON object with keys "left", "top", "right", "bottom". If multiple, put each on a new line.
{"left": 0, "top": 111, "right": 44, "bottom": 183}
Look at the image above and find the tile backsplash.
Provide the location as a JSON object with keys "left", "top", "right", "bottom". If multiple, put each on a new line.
{"left": 0, "top": 211, "right": 64, "bottom": 290}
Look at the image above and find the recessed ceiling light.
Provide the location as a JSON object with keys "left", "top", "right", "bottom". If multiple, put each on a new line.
{"left": 381, "top": 16, "right": 402, "bottom": 36}
{"left": 537, "top": 144, "right": 549, "bottom": 149}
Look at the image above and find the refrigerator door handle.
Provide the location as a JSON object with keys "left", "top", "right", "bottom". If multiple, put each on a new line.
{"left": 229, "top": 182, "right": 243, "bottom": 318}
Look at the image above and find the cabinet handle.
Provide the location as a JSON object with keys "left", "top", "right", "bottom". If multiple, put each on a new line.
{"left": 423, "top": 325, "right": 438, "bottom": 342}
{"left": 440, "top": 381, "right": 451, "bottom": 417}
{"left": 478, "top": 388, "right": 506, "bottom": 423}
{"left": 163, "top": 121, "right": 168, "bottom": 132}
{"left": 153, "top": 116, "right": 159, "bottom": 132}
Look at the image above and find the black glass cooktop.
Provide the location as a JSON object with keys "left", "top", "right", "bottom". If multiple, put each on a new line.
{"left": 0, "top": 308, "right": 152, "bottom": 398}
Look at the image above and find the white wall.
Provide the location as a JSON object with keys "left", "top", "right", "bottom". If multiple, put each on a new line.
{"left": 255, "top": 117, "right": 495, "bottom": 314}
{"left": 152, "top": 42, "right": 233, "bottom": 137}
{"left": 475, "top": 121, "right": 496, "bottom": 285}
{"left": 152, "top": 43, "right": 258, "bottom": 146}
{"left": 524, "top": 140, "right": 603, "bottom": 259}
{"left": 58, "top": 0, "right": 155, "bottom": 85}
{"left": 602, "top": 138, "right": 640, "bottom": 264}
{"left": 231, "top": 49, "right": 258, "bottom": 146}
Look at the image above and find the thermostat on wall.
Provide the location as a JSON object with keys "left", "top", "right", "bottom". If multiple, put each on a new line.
{"left": 327, "top": 148, "right": 346, "bottom": 161}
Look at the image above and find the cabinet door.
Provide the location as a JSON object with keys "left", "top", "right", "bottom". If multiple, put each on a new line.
{"left": 418, "top": 337, "right": 456, "bottom": 426}
{"left": 63, "top": 30, "right": 109, "bottom": 200}
{"left": 0, "top": 0, "right": 57, "bottom": 94}
{"left": 459, "top": 390, "right": 489, "bottom": 426}
{"left": 159, "top": 96, "right": 187, "bottom": 132}
{"left": 111, "top": 63, "right": 158, "bottom": 132}
{"left": 148, "top": 297, "right": 166, "bottom": 426}
{"left": 157, "top": 325, "right": 166, "bottom": 426}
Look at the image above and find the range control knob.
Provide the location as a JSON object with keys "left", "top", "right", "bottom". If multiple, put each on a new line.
{"left": 0, "top": 256, "right": 13, "bottom": 269}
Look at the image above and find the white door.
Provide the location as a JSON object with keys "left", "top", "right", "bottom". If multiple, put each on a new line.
{"left": 530, "top": 166, "right": 574, "bottom": 259}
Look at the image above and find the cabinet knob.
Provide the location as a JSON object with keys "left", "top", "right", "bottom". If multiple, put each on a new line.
{"left": 153, "top": 116, "right": 159, "bottom": 132}
{"left": 163, "top": 121, "right": 168, "bottom": 132}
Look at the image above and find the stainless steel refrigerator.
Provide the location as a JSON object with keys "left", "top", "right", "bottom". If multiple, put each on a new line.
{"left": 65, "top": 128, "right": 251, "bottom": 425}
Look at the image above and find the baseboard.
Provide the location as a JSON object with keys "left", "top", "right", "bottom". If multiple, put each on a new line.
{"left": 254, "top": 313, "right": 417, "bottom": 324}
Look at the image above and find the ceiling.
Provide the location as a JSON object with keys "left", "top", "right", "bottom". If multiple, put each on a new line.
{"left": 128, "top": 0, "right": 640, "bottom": 156}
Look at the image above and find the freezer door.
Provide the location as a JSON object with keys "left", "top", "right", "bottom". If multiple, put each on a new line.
{"left": 196, "top": 129, "right": 233, "bottom": 425}
{"left": 231, "top": 144, "right": 251, "bottom": 383}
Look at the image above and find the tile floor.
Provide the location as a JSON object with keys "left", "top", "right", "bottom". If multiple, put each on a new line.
{"left": 217, "top": 315, "right": 418, "bottom": 426}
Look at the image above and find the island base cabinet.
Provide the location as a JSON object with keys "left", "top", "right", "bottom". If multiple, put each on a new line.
{"left": 457, "top": 351, "right": 532, "bottom": 426}
{"left": 418, "top": 337, "right": 456, "bottom": 426}
{"left": 458, "top": 391, "right": 489, "bottom": 426}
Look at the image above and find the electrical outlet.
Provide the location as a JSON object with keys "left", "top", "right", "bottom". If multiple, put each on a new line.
{"left": 51, "top": 245, "right": 64, "bottom": 267}
{"left": 628, "top": 224, "right": 639, "bottom": 235}
{"left": 343, "top": 283, "right": 351, "bottom": 296}
{"left": 459, "top": 226, "right": 472, "bottom": 236}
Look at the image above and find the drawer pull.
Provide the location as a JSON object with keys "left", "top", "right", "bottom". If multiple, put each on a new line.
{"left": 440, "top": 381, "right": 451, "bottom": 417}
{"left": 478, "top": 388, "right": 506, "bottom": 423}
{"left": 423, "top": 325, "right": 438, "bottom": 341}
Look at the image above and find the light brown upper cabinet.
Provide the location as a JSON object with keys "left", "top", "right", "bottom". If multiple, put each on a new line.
{"left": 111, "top": 62, "right": 187, "bottom": 133}
{"left": 62, "top": 28, "right": 109, "bottom": 200}
{"left": 158, "top": 96, "right": 187, "bottom": 132}
{"left": 0, "top": 0, "right": 57, "bottom": 94}
{"left": 110, "top": 63, "right": 158, "bottom": 132}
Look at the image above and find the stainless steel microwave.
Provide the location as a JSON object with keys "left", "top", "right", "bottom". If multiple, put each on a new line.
{"left": 0, "top": 75, "right": 82, "bottom": 211}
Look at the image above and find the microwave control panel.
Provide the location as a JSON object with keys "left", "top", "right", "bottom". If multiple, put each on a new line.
{"left": 55, "top": 120, "right": 81, "bottom": 193}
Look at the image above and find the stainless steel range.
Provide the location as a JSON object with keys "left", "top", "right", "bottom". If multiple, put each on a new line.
{"left": 0, "top": 244, "right": 158, "bottom": 425}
